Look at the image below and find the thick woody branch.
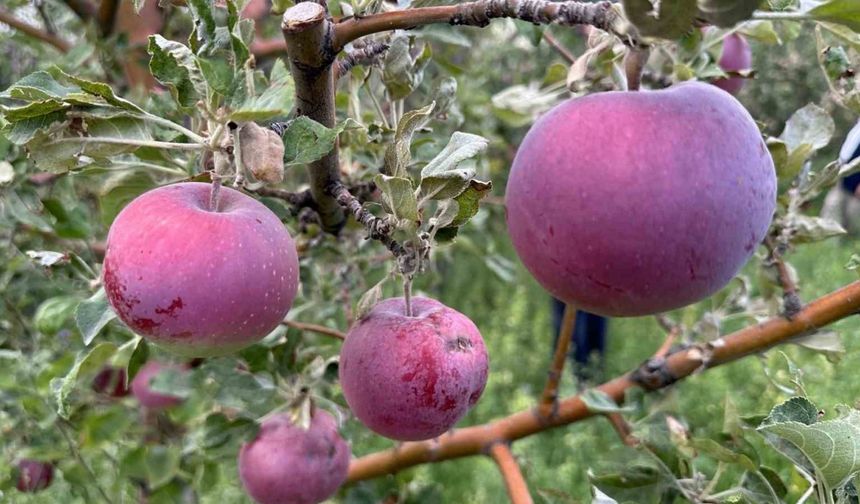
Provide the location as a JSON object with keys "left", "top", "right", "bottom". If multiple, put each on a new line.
{"left": 333, "top": 0, "right": 635, "bottom": 51}
{"left": 538, "top": 303, "right": 577, "bottom": 418}
{"left": 282, "top": 2, "right": 345, "bottom": 232}
{"left": 328, "top": 181, "right": 407, "bottom": 258}
{"left": 488, "top": 443, "right": 534, "bottom": 504}
{"left": 347, "top": 279, "right": 860, "bottom": 482}
{"left": 0, "top": 7, "right": 71, "bottom": 53}
{"left": 334, "top": 41, "right": 390, "bottom": 80}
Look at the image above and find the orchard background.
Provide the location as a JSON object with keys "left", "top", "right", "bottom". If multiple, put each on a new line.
{"left": 2, "top": 0, "right": 860, "bottom": 503}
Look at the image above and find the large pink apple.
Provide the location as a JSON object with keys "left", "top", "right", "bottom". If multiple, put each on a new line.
{"left": 505, "top": 82, "right": 775, "bottom": 317}
{"left": 103, "top": 182, "right": 299, "bottom": 356}
{"left": 238, "top": 410, "right": 350, "bottom": 504}
{"left": 131, "top": 361, "right": 186, "bottom": 410}
{"left": 339, "top": 297, "right": 489, "bottom": 441}
{"left": 714, "top": 33, "right": 752, "bottom": 95}
{"left": 15, "top": 459, "right": 53, "bottom": 493}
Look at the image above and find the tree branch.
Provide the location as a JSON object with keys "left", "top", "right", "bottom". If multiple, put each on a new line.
{"left": 488, "top": 443, "right": 534, "bottom": 504}
{"left": 542, "top": 30, "right": 575, "bottom": 64}
{"left": 334, "top": 41, "right": 390, "bottom": 80}
{"left": 97, "top": 0, "right": 121, "bottom": 35}
{"left": 61, "top": 0, "right": 97, "bottom": 21}
{"left": 328, "top": 181, "right": 408, "bottom": 258}
{"left": 0, "top": 7, "right": 71, "bottom": 53}
{"left": 333, "top": 0, "right": 635, "bottom": 51}
{"left": 765, "top": 236, "right": 803, "bottom": 318}
{"left": 282, "top": 320, "right": 346, "bottom": 340}
{"left": 538, "top": 303, "right": 576, "bottom": 419}
{"left": 347, "top": 279, "right": 860, "bottom": 482}
{"left": 282, "top": 2, "right": 346, "bottom": 233}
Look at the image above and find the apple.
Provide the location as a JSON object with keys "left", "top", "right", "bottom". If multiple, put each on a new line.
{"left": 339, "top": 297, "right": 489, "bottom": 441}
{"left": 131, "top": 361, "right": 186, "bottom": 410}
{"left": 15, "top": 459, "right": 53, "bottom": 493}
{"left": 91, "top": 366, "right": 130, "bottom": 397}
{"left": 714, "top": 33, "right": 752, "bottom": 95}
{"left": 102, "top": 182, "right": 300, "bottom": 357}
{"left": 238, "top": 410, "right": 350, "bottom": 504}
{"left": 505, "top": 82, "right": 776, "bottom": 317}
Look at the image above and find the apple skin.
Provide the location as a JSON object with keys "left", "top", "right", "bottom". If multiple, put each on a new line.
{"left": 102, "top": 182, "right": 299, "bottom": 357}
{"left": 15, "top": 459, "right": 53, "bottom": 493}
{"left": 91, "top": 366, "right": 130, "bottom": 397}
{"left": 339, "top": 297, "right": 489, "bottom": 441}
{"left": 714, "top": 33, "right": 752, "bottom": 95}
{"left": 130, "top": 361, "right": 186, "bottom": 410}
{"left": 505, "top": 82, "right": 776, "bottom": 317}
{"left": 238, "top": 411, "right": 350, "bottom": 504}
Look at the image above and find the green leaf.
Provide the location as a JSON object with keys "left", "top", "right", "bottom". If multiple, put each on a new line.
{"left": 622, "top": 0, "right": 697, "bottom": 39}
{"left": 581, "top": 389, "right": 637, "bottom": 414}
{"left": 382, "top": 34, "right": 431, "bottom": 100}
{"left": 144, "top": 445, "right": 182, "bottom": 489}
{"left": 697, "top": 0, "right": 759, "bottom": 27}
{"left": 1, "top": 100, "right": 67, "bottom": 122}
{"left": 25, "top": 250, "right": 69, "bottom": 267}
{"left": 419, "top": 132, "right": 488, "bottom": 200}
{"left": 42, "top": 197, "right": 91, "bottom": 239}
{"left": 759, "top": 406, "right": 860, "bottom": 489}
{"left": 230, "top": 61, "right": 295, "bottom": 121}
{"left": 792, "top": 331, "right": 846, "bottom": 363}
{"left": 147, "top": 35, "right": 207, "bottom": 109}
{"left": 99, "top": 170, "right": 157, "bottom": 225}
{"left": 34, "top": 296, "right": 79, "bottom": 336}
{"left": 786, "top": 214, "right": 846, "bottom": 243}
{"left": 75, "top": 288, "right": 118, "bottom": 346}
{"left": 374, "top": 174, "right": 420, "bottom": 223}
{"left": 199, "top": 413, "right": 259, "bottom": 454}
{"left": 3, "top": 110, "right": 68, "bottom": 145}
{"left": 809, "top": 0, "right": 860, "bottom": 32}
{"left": 0, "top": 71, "right": 78, "bottom": 101}
{"left": 187, "top": 0, "right": 218, "bottom": 52}
{"left": 688, "top": 438, "right": 757, "bottom": 471}
{"left": 383, "top": 101, "right": 435, "bottom": 178}
{"left": 50, "top": 342, "right": 118, "bottom": 419}
{"left": 355, "top": 274, "right": 390, "bottom": 321}
{"left": 282, "top": 117, "right": 360, "bottom": 166}
{"left": 780, "top": 103, "right": 835, "bottom": 152}
{"left": 59, "top": 71, "right": 145, "bottom": 113}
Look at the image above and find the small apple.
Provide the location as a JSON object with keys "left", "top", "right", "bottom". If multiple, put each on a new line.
{"left": 103, "top": 182, "right": 300, "bottom": 357}
{"left": 15, "top": 459, "right": 53, "bottom": 493}
{"left": 238, "top": 410, "right": 350, "bottom": 504}
{"left": 339, "top": 297, "right": 489, "bottom": 441}
{"left": 714, "top": 33, "right": 752, "bottom": 95}
{"left": 505, "top": 82, "right": 775, "bottom": 316}
{"left": 91, "top": 366, "right": 130, "bottom": 397}
{"left": 131, "top": 361, "right": 186, "bottom": 410}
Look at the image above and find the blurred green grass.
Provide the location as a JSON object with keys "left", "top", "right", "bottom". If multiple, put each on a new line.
{"left": 343, "top": 228, "right": 860, "bottom": 503}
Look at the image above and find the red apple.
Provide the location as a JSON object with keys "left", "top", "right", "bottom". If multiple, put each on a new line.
{"left": 714, "top": 33, "right": 752, "bottom": 95}
{"left": 91, "top": 366, "right": 130, "bottom": 397}
{"left": 505, "top": 82, "right": 775, "bottom": 316}
{"left": 15, "top": 459, "right": 53, "bottom": 493}
{"left": 339, "top": 297, "right": 489, "bottom": 441}
{"left": 103, "top": 182, "right": 299, "bottom": 357}
{"left": 131, "top": 361, "right": 186, "bottom": 410}
{"left": 238, "top": 410, "right": 350, "bottom": 504}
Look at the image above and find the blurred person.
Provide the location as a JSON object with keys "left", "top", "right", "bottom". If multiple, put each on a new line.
{"left": 822, "top": 119, "right": 860, "bottom": 235}
{"left": 550, "top": 298, "right": 607, "bottom": 383}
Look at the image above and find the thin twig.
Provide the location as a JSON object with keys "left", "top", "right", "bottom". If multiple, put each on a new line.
{"left": 764, "top": 236, "right": 803, "bottom": 318}
{"left": 347, "top": 279, "right": 860, "bottom": 481}
{"left": 328, "top": 181, "right": 407, "bottom": 258}
{"left": 0, "top": 7, "right": 71, "bottom": 52}
{"left": 542, "top": 31, "right": 575, "bottom": 64}
{"left": 56, "top": 419, "right": 115, "bottom": 504}
{"left": 488, "top": 443, "right": 534, "bottom": 504}
{"left": 61, "top": 0, "right": 97, "bottom": 21}
{"left": 605, "top": 413, "right": 638, "bottom": 447}
{"left": 96, "top": 0, "right": 120, "bottom": 35}
{"left": 334, "top": 41, "right": 390, "bottom": 80}
{"left": 282, "top": 320, "right": 346, "bottom": 340}
{"left": 538, "top": 303, "right": 577, "bottom": 419}
{"left": 252, "top": 187, "right": 316, "bottom": 210}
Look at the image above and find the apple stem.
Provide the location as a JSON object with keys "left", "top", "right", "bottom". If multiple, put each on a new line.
{"left": 209, "top": 175, "right": 222, "bottom": 212}
{"left": 624, "top": 46, "right": 650, "bottom": 92}
{"left": 403, "top": 277, "right": 414, "bottom": 317}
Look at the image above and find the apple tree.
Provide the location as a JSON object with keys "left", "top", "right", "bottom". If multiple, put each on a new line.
{"left": 2, "top": 0, "right": 860, "bottom": 503}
